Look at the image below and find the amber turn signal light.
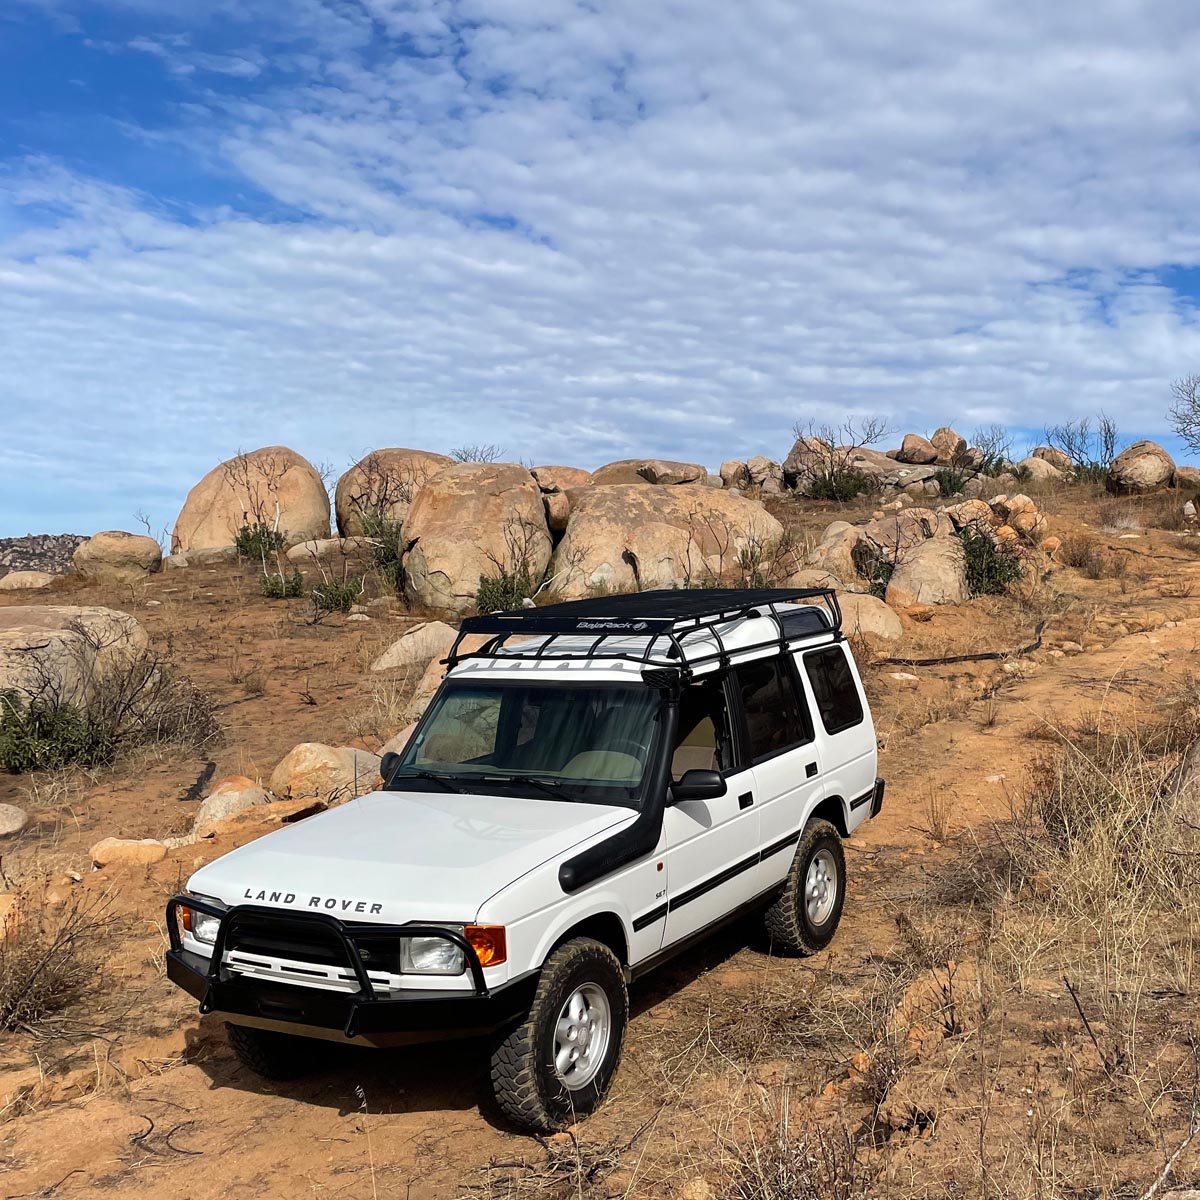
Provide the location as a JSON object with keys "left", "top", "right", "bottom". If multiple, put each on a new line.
{"left": 464, "top": 924, "right": 507, "bottom": 967}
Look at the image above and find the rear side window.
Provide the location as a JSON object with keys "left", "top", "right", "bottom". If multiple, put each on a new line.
{"left": 732, "top": 658, "right": 813, "bottom": 763}
{"left": 804, "top": 646, "right": 864, "bottom": 734}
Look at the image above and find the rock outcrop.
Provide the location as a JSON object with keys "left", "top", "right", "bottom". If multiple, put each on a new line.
{"left": 73, "top": 531, "right": 162, "bottom": 582}
{"left": 0, "top": 534, "right": 84, "bottom": 580}
{"left": 403, "top": 463, "right": 553, "bottom": 613}
{"left": 1032, "top": 446, "right": 1073, "bottom": 472}
{"left": 552, "top": 485, "right": 785, "bottom": 598}
{"left": 173, "top": 446, "right": 330, "bottom": 552}
{"left": 1106, "top": 441, "right": 1176, "bottom": 495}
{"left": 589, "top": 459, "right": 706, "bottom": 486}
{"left": 334, "top": 449, "right": 452, "bottom": 536}
{"left": 895, "top": 434, "right": 939, "bottom": 465}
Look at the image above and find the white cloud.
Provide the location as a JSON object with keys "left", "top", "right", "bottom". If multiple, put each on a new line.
{"left": 4, "top": 0, "right": 1200, "bottom": 535}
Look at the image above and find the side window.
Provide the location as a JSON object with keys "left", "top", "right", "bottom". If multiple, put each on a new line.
{"left": 671, "top": 677, "right": 732, "bottom": 780}
{"left": 732, "top": 658, "right": 813, "bottom": 764}
{"left": 804, "top": 646, "right": 865, "bottom": 735}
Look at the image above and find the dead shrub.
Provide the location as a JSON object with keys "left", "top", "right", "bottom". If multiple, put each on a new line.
{"left": 1055, "top": 533, "right": 1127, "bottom": 580}
{"left": 0, "top": 891, "right": 115, "bottom": 1035}
{"left": 723, "top": 1115, "right": 875, "bottom": 1200}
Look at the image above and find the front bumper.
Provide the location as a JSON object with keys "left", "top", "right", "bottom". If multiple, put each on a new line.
{"left": 166, "top": 897, "right": 539, "bottom": 1046}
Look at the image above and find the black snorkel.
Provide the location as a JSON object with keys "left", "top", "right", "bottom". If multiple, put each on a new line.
{"left": 557, "top": 666, "right": 682, "bottom": 894}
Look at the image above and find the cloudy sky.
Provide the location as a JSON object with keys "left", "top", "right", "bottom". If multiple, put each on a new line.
{"left": 3, "top": 0, "right": 1200, "bottom": 538}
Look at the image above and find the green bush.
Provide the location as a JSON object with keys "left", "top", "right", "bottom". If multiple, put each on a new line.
{"left": 261, "top": 569, "right": 305, "bottom": 599}
{"left": 235, "top": 522, "right": 286, "bottom": 559}
{"left": 476, "top": 568, "right": 538, "bottom": 613}
{"left": 955, "top": 526, "right": 1025, "bottom": 596}
{"left": 359, "top": 510, "right": 406, "bottom": 593}
{"left": 807, "top": 469, "right": 874, "bottom": 503}
{"left": 0, "top": 690, "right": 114, "bottom": 772}
{"left": 311, "top": 575, "right": 364, "bottom": 615}
{"left": 934, "top": 465, "right": 973, "bottom": 497}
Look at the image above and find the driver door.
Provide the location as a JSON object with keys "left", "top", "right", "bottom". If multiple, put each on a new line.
{"left": 661, "top": 675, "right": 761, "bottom": 947}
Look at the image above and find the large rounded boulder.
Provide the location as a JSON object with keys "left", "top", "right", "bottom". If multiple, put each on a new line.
{"left": 589, "top": 459, "right": 706, "bottom": 486}
{"left": 403, "top": 463, "right": 552, "bottom": 613}
{"left": 885, "top": 538, "right": 969, "bottom": 608}
{"left": 895, "top": 434, "right": 939, "bottom": 465}
{"left": 551, "top": 485, "right": 785, "bottom": 598}
{"left": 172, "top": 446, "right": 330, "bottom": 552}
{"left": 334, "top": 448, "right": 453, "bottom": 536}
{"left": 73, "top": 531, "right": 162, "bottom": 582}
{"left": 0, "top": 606, "right": 148, "bottom": 707}
{"left": 1106, "top": 441, "right": 1176, "bottom": 495}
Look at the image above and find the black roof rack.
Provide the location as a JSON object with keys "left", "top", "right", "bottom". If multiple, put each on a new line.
{"left": 448, "top": 587, "right": 842, "bottom": 678}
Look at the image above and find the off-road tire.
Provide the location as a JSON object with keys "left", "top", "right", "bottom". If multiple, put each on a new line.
{"left": 764, "top": 818, "right": 846, "bottom": 955}
{"left": 226, "top": 1022, "right": 315, "bottom": 1080}
{"left": 490, "top": 938, "right": 628, "bottom": 1132}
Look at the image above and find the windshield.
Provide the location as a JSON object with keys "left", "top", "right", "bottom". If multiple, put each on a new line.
{"left": 389, "top": 680, "right": 660, "bottom": 805}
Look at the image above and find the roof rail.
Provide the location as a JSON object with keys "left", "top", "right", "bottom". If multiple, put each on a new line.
{"left": 447, "top": 587, "right": 842, "bottom": 678}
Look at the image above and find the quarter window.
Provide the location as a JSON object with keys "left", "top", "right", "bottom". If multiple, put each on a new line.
{"left": 804, "top": 646, "right": 865, "bottom": 734}
{"left": 733, "top": 658, "right": 813, "bottom": 763}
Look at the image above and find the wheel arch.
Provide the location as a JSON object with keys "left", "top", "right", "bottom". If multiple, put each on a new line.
{"left": 810, "top": 795, "right": 849, "bottom": 838}
{"left": 547, "top": 911, "right": 630, "bottom": 968}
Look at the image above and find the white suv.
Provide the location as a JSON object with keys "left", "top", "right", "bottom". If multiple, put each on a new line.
{"left": 167, "top": 587, "right": 882, "bottom": 1131}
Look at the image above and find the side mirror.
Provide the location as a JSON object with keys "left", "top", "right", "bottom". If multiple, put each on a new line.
{"left": 670, "top": 768, "right": 727, "bottom": 803}
{"left": 379, "top": 751, "right": 403, "bottom": 785}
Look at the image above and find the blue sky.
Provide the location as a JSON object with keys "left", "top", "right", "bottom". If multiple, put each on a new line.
{"left": 3, "top": 0, "right": 1200, "bottom": 538}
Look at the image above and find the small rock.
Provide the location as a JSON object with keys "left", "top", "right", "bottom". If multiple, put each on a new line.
{"left": 90, "top": 837, "right": 168, "bottom": 868}
{"left": 1061, "top": 641, "right": 1083, "bottom": 654}
{"left": 194, "top": 776, "right": 271, "bottom": 837}
{"left": 347, "top": 613, "right": 370, "bottom": 622}
{"left": 889, "top": 672, "right": 921, "bottom": 689}
{"left": 984, "top": 774, "right": 1005, "bottom": 784}
{"left": 0, "top": 804, "right": 30, "bottom": 839}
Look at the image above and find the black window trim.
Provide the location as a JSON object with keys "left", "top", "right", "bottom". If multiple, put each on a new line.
{"left": 802, "top": 644, "right": 866, "bottom": 736}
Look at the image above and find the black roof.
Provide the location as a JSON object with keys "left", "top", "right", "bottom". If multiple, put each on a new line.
{"left": 460, "top": 587, "right": 838, "bottom": 637}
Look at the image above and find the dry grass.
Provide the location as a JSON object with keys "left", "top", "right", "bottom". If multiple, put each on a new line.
{"left": 0, "top": 888, "right": 116, "bottom": 1036}
{"left": 1055, "top": 533, "right": 1129, "bottom": 581}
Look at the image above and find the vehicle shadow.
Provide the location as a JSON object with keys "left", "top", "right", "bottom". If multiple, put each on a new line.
{"left": 184, "top": 913, "right": 768, "bottom": 1131}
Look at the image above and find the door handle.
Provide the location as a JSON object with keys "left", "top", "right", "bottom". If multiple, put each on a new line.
{"left": 738, "top": 792, "right": 754, "bottom": 810}
{"left": 805, "top": 762, "right": 818, "bottom": 779}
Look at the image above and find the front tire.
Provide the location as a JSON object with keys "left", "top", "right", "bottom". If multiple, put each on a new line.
{"left": 490, "top": 938, "right": 628, "bottom": 1132}
{"left": 226, "top": 1022, "right": 316, "bottom": 1080}
{"left": 764, "top": 818, "right": 846, "bottom": 955}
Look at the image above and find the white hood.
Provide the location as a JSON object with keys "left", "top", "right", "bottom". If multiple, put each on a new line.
{"left": 187, "top": 788, "right": 633, "bottom": 922}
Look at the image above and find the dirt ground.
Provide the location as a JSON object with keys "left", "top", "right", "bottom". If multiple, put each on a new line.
{"left": 4, "top": 484, "right": 1200, "bottom": 1198}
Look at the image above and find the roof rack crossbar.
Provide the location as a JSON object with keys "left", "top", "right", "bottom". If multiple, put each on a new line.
{"left": 443, "top": 588, "right": 843, "bottom": 676}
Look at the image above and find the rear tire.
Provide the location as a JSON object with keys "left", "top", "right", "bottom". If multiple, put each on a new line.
{"left": 764, "top": 818, "right": 846, "bottom": 955}
{"left": 226, "top": 1022, "right": 316, "bottom": 1080}
{"left": 490, "top": 938, "right": 628, "bottom": 1132}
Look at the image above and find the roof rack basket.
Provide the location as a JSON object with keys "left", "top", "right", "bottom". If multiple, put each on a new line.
{"left": 446, "top": 587, "right": 842, "bottom": 679}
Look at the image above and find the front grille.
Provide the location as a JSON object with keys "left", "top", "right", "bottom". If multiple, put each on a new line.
{"left": 223, "top": 911, "right": 400, "bottom": 973}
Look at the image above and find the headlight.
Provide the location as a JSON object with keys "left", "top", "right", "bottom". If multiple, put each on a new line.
{"left": 181, "top": 894, "right": 226, "bottom": 946}
{"left": 400, "top": 935, "right": 465, "bottom": 976}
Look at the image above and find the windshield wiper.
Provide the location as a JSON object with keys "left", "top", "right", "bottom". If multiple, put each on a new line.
{"left": 481, "top": 774, "right": 574, "bottom": 801}
{"left": 395, "top": 769, "right": 466, "bottom": 794}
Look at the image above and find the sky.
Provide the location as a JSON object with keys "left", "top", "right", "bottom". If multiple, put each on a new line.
{"left": 3, "top": 0, "right": 1200, "bottom": 538}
